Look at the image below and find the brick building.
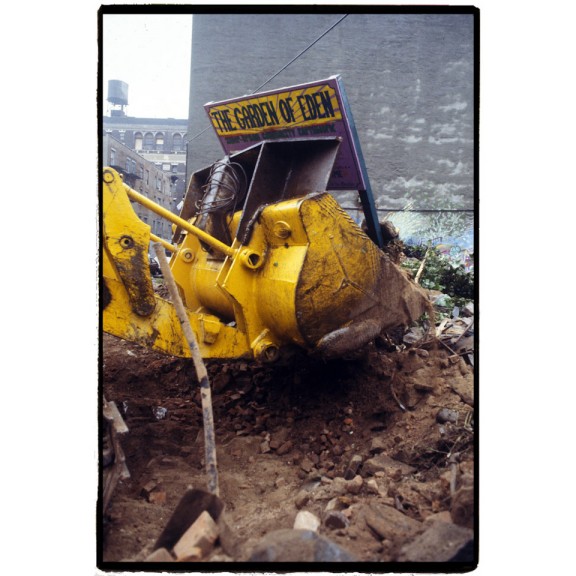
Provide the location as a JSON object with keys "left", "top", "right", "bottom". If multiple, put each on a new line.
{"left": 103, "top": 114, "right": 188, "bottom": 206}
{"left": 102, "top": 133, "right": 174, "bottom": 243}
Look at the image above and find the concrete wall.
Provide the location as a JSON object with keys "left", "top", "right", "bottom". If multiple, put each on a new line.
{"left": 187, "top": 12, "right": 476, "bottom": 243}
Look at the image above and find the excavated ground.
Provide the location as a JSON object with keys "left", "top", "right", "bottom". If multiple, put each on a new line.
{"left": 100, "top": 311, "right": 475, "bottom": 567}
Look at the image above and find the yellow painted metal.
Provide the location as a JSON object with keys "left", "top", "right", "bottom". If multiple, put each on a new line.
{"left": 123, "top": 183, "right": 236, "bottom": 258}
{"left": 102, "top": 167, "right": 251, "bottom": 359}
{"left": 102, "top": 165, "right": 427, "bottom": 362}
{"left": 150, "top": 233, "right": 175, "bottom": 253}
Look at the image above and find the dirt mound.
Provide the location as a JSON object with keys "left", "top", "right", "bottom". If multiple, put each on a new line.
{"left": 100, "top": 325, "right": 475, "bottom": 566}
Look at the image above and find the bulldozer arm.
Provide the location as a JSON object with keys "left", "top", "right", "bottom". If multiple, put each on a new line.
{"left": 101, "top": 139, "right": 430, "bottom": 362}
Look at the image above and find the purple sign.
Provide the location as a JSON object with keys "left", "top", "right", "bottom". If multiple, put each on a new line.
{"left": 204, "top": 75, "right": 367, "bottom": 190}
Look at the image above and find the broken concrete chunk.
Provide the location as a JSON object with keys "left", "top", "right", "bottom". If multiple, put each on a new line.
{"left": 365, "top": 478, "right": 380, "bottom": 495}
{"left": 363, "top": 504, "right": 422, "bottom": 541}
{"left": 344, "top": 454, "right": 363, "bottom": 480}
{"left": 294, "top": 510, "right": 321, "bottom": 532}
{"left": 172, "top": 510, "right": 219, "bottom": 561}
{"left": 248, "top": 529, "right": 357, "bottom": 562}
{"left": 363, "top": 454, "right": 416, "bottom": 477}
{"left": 345, "top": 474, "right": 363, "bottom": 495}
{"left": 396, "top": 521, "right": 474, "bottom": 562}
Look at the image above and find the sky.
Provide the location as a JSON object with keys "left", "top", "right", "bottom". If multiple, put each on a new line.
{"left": 102, "top": 13, "right": 193, "bottom": 118}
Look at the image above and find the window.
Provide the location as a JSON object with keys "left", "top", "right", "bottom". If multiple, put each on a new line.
{"left": 125, "top": 158, "right": 131, "bottom": 173}
{"left": 162, "top": 164, "right": 170, "bottom": 171}
{"left": 110, "top": 148, "right": 116, "bottom": 165}
{"left": 134, "top": 132, "right": 143, "bottom": 151}
{"left": 172, "top": 133, "right": 182, "bottom": 151}
{"left": 155, "top": 133, "right": 164, "bottom": 149}
{"left": 144, "top": 132, "right": 154, "bottom": 150}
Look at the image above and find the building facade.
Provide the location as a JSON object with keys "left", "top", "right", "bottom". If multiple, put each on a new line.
{"left": 103, "top": 115, "right": 188, "bottom": 205}
{"left": 186, "top": 11, "right": 476, "bottom": 247}
{"left": 102, "top": 133, "right": 174, "bottom": 243}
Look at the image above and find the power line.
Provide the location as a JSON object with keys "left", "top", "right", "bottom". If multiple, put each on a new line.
{"left": 250, "top": 14, "right": 349, "bottom": 94}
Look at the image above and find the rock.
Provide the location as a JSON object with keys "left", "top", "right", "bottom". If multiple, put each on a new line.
{"left": 451, "top": 486, "right": 474, "bottom": 529}
{"left": 248, "top": 529, "right": 357, "bottom": 562}
{"left": 141, "top": 480, "right": 159, "bottom": 498}
{"left": 365, "top": 478, "right": 380, "bottom": 495}
{"left": 148, "top": 490, "right": 167, "bottom": 505}
{"left": 276, "top": 440, "right": 293, "bottom": 456}
{"left": 300, "top": 457, "right": 314, "bottom": 473}
{"left": 345, "top": 474, "right": 363, "bottom": 495}
{"left": 323, "top": 510, "right": 350, "bottom": 530}
{"left": 424, "top": 511, "right": 453, "bottom": 525}
{"left": 172, "top": 510, "right": 219, "bottom": 561}
{"left": 344, "top": 454, "right": 363, "bottom": 480}
{"left": 363, "top": 504, "right": 422, "bottom": 541}
{"left": 369, "top": 436, "right": 387, "bottom": 454}
{"left": 450, "top": 375, "right": 474, "bottom": 406}
{"left": 413, "top": 380, "right": 435, "bottom": 392}
{"left": 153, "top": 489, "right": 224, "bottom": 552}
{"left": 295, "top": 490, "right": 310, "bottom": 509}
{"left": 363, "top": 454, "right": 416, "bottom": 477}
{"left": 144, "top": 547, "right": 174, "bottom": 562}
{"left": 260, "top": 439, "right": 271, "bottom": 454}
{"left": 396, "top": 521, "right": 474, "bottom": 562}
{"left": 436, "top": 408, "right": 459, "bottom": 424}
{"left": 294, "top": 510, "right": 321, "bottom": 532}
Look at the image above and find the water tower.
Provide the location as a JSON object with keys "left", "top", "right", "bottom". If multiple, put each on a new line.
{"left": 107, "top": 80, "right": 129, "bottom": 117}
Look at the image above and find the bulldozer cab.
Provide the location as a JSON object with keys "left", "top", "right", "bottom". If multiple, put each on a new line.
{"left": 174, "top": 138, "right": 341, "bottom": 249}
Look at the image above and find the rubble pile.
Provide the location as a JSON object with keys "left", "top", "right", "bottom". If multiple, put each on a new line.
{"left": 101, "top": 300, "right": 475, "bottom": 565}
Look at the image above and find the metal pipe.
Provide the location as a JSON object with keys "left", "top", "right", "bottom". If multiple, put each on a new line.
{"left": 124, "top": 185, "right": 236, "bottom": 257}
{"left": 150, "top": 233, "right": 176, "bottom": 253}
{"left": 153, "top": 243, "right": 220, "bottom": 496}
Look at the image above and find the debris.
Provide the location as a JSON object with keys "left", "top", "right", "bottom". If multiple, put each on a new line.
{"left": 172, "top": 510, "right": 219, "bottom": 561}
{"left": 248, "top": 529, "right": 357, "bottom": 562}
{"left": 152, "top": 406, "right": 167, "bottom": 421}
{"left": 451, "top": 486, "right": 474, "bottom": 529}
{"left": 295, "top": 490, "right": 310, "bottom": 509}
{"left": 363, "top": 504, "right": 422, "bottom": 541}
{"left": 148, "top": 490, "right": 167, "bottom": 505}
{"left": 294, "top": 510, "right": 321, "bottom": 532}
{"left": 396, "top": 521, "right": 474, "bottom": 562}
{"left": 365, "top": 478, "right": 380, "bottom": 495}
{"left": 344, "top": 454, "right": 363, "bottom": 480}
{"left": 323, "top": 510, "right": 350, "bottom": 530}
{"left": 345, "top": 474, "right": 364, "bottom": 495}
{"left": 363, "top": 454, "right": 416, "bottom": 477}
{"left": 369, "top": 436, "right": 387, "bottom": 454}
{"left": 436, "top": 408, "right": 459, "bottom": 424}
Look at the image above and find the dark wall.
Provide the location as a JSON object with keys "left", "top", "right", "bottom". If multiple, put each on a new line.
{"left": 187, "top": 12, "right": 475, "bottom": 214}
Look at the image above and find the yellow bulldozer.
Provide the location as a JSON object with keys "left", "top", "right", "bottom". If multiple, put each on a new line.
{"left": 102, "top": 137, "right": 429, "bottom": 364}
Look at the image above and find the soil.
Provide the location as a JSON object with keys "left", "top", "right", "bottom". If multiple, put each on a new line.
{"left": 100, "top": 303, "right": 475, "bottom": 567}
